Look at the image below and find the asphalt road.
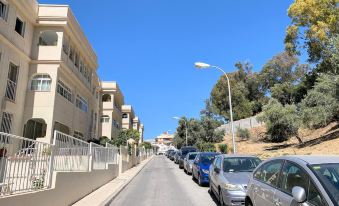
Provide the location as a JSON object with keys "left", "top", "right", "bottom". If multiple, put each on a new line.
{"left": 110, "top": 155, "right": 219, "bottom": 206}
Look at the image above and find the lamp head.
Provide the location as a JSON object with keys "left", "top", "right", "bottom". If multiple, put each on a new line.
{"left": 195, "top": 62, "right": 211, "bottom": 69}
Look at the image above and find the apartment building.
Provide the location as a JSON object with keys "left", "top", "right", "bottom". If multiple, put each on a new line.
{"left": 99, "top": 81, "right": 124, "bottom": 140}
{"left": 0, "top": 1, "right": 100, "bottom": 143}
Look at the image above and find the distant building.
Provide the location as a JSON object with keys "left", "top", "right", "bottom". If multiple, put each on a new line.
{"left": 155, "top": 132, "right": 174, "bottom": 146}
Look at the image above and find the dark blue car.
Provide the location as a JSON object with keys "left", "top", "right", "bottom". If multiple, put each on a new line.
{"left": 192, "top": 152, "right": 219, "bottom": 186}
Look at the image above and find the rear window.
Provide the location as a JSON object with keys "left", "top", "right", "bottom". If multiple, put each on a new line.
{"left": 188, "top": 153, "right": 197, "bottom": 160}
{"left": 181, "top": 148, "right": 197, "bottom": 156}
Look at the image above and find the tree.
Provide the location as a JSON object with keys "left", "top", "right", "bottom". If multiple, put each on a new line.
{"left": 210, "top": 62, "right": 267, "bottom": 121}
{"left": 111, "top": 129, "right": 140, "bottom": 147}
{"left": 173, "top": 116, "right": 225, "bottom": 149}
{"left": 259, "top": 52, "right": 308, "bottom": 92}
{"left": 271, "top": 82, "right": 295, "bottom": 105}
{"left": 257, "top": 99, "right": 301, "bottom": 143}
{"left": 285, "top": 0, "right": 339, "bottom": 64}
{"left": 300, "top": 74, "right": 339, "bottom": 128}
{"left": 140, "top": 141, "right": 152, "bottom": 149}
{"left": 199, "top": 117, "right": 225, "bottom": 143}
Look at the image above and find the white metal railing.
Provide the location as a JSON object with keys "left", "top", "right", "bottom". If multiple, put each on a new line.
{"left": 91, "top": 142, "right": 107, "bottom": 170}
{"left": 105, "top": 142, "right": 119, "bottom": 165}
{"left": 5, "top": 79, "right": 17, "bottom": 101}
{"left": 0, "top": 130, "right": 149, "bottom": 197}
{"left": 53, "top": 131, "right": 90, "bottom": 171}
{"left": 0, "top": 132, "right": 53, "bottom": 196}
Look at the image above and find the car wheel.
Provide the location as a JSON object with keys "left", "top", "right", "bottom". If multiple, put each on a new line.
{"left": 245, "top": 198, "right": 253, "bottom": 206}
{"left": 219, "top": 189, "right": 224, "bottom": 206}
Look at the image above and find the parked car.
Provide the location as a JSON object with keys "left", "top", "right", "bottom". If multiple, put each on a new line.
{"left": 245, "top": 155, "right": 339, "bottom": 206}
{"left": 169, "top": 151, "right": 176, "bottom": 161}
{"left": 174, "top": 151, "right": 180, "bottom": 164}
{"left": 209, "top": 155, "right": 261, "bottom": 206}
{"left": 192, "top": 152, "right": 219, "bottom": 186}
{"left": 184, "top": 152, "right": 199, "bottom": 174}
{"left": 178, "top": 146, "right": 198, "bottom": 169}
{"left": 166, "top": 149, "right": 174, "bottom": 157}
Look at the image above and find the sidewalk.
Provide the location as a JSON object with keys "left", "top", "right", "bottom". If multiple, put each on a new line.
{"left": 73, "top": 157, "right": 154, "bottom": 206}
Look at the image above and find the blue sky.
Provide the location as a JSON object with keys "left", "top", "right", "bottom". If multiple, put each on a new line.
{"left": 39, "top": 0, "right": 294, "bottom": 140}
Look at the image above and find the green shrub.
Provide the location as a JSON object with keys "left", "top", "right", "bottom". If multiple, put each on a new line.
{"left": 236, "top": 127, "right": 251, "bottom": 140}
{"left": 218, "top": 144, "right": 228, "bottom": 154}
{"left": 257, "top": 99, "right": 300, "bottom": 142}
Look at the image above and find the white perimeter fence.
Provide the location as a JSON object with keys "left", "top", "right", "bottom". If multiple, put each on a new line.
{"left": 0, "top": 131, "right": 124, "bottom": 196}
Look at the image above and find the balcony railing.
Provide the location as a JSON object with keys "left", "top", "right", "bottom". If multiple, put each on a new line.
{"left": 5, "top": 80, "right": 17, "bottom": 101}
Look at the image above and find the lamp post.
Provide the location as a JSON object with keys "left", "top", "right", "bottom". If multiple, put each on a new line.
{"left": 195, "top": 62, "right": 237, "bottom": 154}
{"left": 173, "top": 116, "right": 188, "bottom": 146}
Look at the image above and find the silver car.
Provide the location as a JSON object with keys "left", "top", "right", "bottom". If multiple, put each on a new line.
{"left": 183, "top": 152, "right": 199, "bottom": 175}
{"left": 209, "top": 154, "right": 261, "bottom": 206}
{"left": 246, "top": 155, "right": 339, "bottom": 206}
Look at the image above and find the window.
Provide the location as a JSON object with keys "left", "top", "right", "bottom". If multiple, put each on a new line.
{"left": 215, "top": 157, "right": 222, "bottom": 169}
{"left": 31, "top": 74, "right": 51, "bottom": 91}
{"left": 278, "top": 162, "right": 309, "bottom": 194}
{"left": 6, "top": 63, "right": 19, "bottom": 101}
{"left": 39, "top": 31, "right": 58, "bottom": 46}
{"left": 57, "top": 80, "right": 72, "bottom": 102}
{"left": 62, "top": 36, "right": 69, "bottom": 55}
{"left": 69, "top": 46, "right": 74, "bottom": 62}
{"left": 308, "top": 181, "right": 326, "bottom": 206}
{"left": 0, "top": 1, "right": 8, "bottom": 20}
{"left": 73, "top": 131, "right": 84, "bottom": 140}
{"left": 255, "top": 160, "right": 283, "bottom": 187}
{"left": 122, "top": 113, "right": 128, "bottom": 119}
{"left": 15, "top": 17, "right": 25, "bottom": 36}
{"left": 102, "top": 94, "right": 111, "bottom": 102}
{"left": 0, "top": 112, "right": 12, "bottom": 133}
{"left": 74, "top": 52, "right": 79, "bottom": 68}
{"left": 76, "top": 95, "right": 88, "bottom": 112}
{"left": 223, "top": 157, "right": 261, "bottom": 172}
{"left": 100, "top": 115, "right": 109, "bottom": 123}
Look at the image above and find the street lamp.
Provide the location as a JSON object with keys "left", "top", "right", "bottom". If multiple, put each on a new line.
{"left": 173, "top": 116, "right": 188, "bottom": 146}
{"left": 195, "top": 62, "right": 237, "bottom": 154}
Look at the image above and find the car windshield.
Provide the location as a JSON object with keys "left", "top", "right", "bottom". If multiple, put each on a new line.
{"left": 200, "top": 154, "right": 217, "bottom": 165}
{"left": 223, "top": 157, "right": 261, "bottom": 172}
{"left": 310, "top": 163, "right": 339, "bottom": 205}
{"left": 188, "top": 153, "right": 197, "bottom": 160}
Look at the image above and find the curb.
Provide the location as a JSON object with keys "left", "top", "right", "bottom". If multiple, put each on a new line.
{"left": 101, "top": 156, "right": 154, "bottom": 206}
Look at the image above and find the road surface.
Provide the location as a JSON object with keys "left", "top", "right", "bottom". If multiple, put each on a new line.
{"left": 110, "top": 155, "right": 219, "bottom": 206}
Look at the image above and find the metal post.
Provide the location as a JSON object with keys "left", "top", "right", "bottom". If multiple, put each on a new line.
{"left": 47, "top": 131, "right": 56, "bottom": 188}
{"left": 213, "top": 66, "right": 237, "bottom": 154}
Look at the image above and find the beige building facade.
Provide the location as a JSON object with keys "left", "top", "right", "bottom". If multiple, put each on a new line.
{"left": 99, "top": 81, "right": 124, "bottom": 140}
{"left": 0, "top": 1, "right": 100, "bottom": 143}
{"left": 0, "top": 0, "right": 144, "bottom": 143}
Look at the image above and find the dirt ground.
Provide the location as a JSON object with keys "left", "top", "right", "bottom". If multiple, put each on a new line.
{"left": 220, "top": 122, "right": 339, "bottom": 159}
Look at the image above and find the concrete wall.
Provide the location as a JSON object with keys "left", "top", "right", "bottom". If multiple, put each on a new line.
{"left": 0, "top": 164, "right": 119, "bottom": 206}
{"left": 218, "top": 115, "right": 263, "bottom": 134}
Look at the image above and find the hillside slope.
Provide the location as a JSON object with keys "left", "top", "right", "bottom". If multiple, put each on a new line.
{"left": 221, "top": 122, "right": 339, "bottom": 159}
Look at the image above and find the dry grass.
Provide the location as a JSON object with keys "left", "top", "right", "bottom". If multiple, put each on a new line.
{"left": 221, "top": 122, "right": 339, "bottom": 160}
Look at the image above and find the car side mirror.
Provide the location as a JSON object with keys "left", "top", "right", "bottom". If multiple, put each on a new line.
{"left": 214, "top": 167, "right": 220, "bottom": 173}
{"left": 292, "top": 186, "right": 306, "bottom": 203}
